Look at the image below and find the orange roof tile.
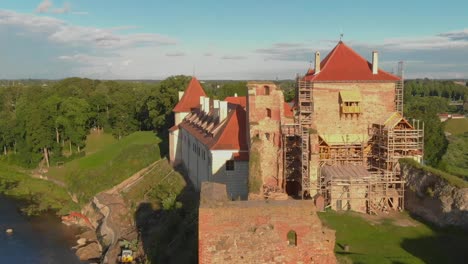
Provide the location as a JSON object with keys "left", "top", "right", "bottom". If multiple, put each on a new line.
{"left": 173, "top": 77, "right": 207, "bottom": 113}
{"left": 225, "top": 96, "right": 247, "bottom": 108}
{"left": 178, "top": 103, "right": 248, "bottom": 151}
{"left": 304, "top": 41, "right": 400, "bottom": 82}
{"left": 211, "top": 104, "right": 248, "bottom": 150}
{"left": 284, "top": 102, "right": 294, "bottom": 118}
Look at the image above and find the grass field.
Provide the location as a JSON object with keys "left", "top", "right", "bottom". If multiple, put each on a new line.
{"left": 444, "top": 118, "right": 468, "bottom": 135}
{"left": 440, "top": 118, "right": 468, "bottom": 180}
{"left": 47, "top": 131, "right": 162, "bottom": 203}
{"left": 83, "top": 131, "right": 117, "bottom": 155}
{"left": 318, "top": 211, "right": 468, "bottom": 264}
{"left": 0, "top": 162, "right": 78, "bottom": 215}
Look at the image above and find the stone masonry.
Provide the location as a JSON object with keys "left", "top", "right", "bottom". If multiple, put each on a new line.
{"left": 199, "top": 182, "right": 337, "bottom": 264}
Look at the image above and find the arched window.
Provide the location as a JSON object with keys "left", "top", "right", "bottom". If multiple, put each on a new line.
{"left": 287, "top": 230, "right": 297, "bottom": 246}
{"left": 264, "top": 85, "right": 270, "bottom": 95}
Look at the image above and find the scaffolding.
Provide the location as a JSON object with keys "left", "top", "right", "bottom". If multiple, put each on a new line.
{"left": 316, "top": 112, "right": 423, "bottom": 214}
{"left": 281, "top": 78, "right": 313, "bottom": 199}
{"left": 395, "top": 61, "right": 404, "bottom": 115}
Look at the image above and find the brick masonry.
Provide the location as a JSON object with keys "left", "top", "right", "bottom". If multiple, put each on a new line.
{"left": 199, "top": 183, "right": 337, "bottom": 264}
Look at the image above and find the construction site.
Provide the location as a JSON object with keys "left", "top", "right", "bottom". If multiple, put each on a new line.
{"left": 277, "top": 42, "right": 424, "bottom": 214}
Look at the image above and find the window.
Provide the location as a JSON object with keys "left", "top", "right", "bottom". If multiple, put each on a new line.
{"left": 265, "top": 133, "right": 270, "bottom": 141}
{"left": 287, "top": 230, "right": 297, "bottom": 246}
{"left": 198, "top": 146, "right": 200, "bottom": 156}
{"left": 264, "top": 85, "right": 270, "bottom": 95}
{"left": 226, "top": 160, "right": 235, "bottom": 171}
{"left": 340, "top": 91, "right": 361, "bottom": 115}
{"left": 266, "top": 108, "right": 272, "bottom": 118}
{"left": 202, "top": 151, "right": 206, "bottom": 160}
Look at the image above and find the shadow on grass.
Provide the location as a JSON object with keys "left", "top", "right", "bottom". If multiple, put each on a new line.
{"left": 134, "top": 175, "right": 199, "bottom": 264}
{"left": 401, "top": 228, "right": 468, "bottom": 264}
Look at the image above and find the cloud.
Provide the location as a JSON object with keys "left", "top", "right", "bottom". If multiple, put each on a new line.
{"left": 165, "top": 52, "right": 186, "bottom": 57}
{"left": 36, "top": 0, "right": 53, "bottom": 13}
{"left": 221, "top": 55, "right": 247, "bottom": 60}
{"left": 51, "top": 2, "right": 71, "bottom": 14}
{"left": 0, "top": 10, "right": 177, "bottom": 49}
{"left": 203, "top": 53, "right": 213, "bottom": 57}
{"left": 36, "top": 0, "right": 71, "bottom": 14}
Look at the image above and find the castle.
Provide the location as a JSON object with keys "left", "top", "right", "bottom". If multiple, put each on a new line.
{"left": 169, "top": 41, "right": 424, "bottom": 214}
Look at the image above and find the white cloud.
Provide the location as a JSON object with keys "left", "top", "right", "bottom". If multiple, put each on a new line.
{"left": 36, "top": 0, "right": 71, "bottom": 14}
{"left": 165, "top": 52, "right": 186, "bottom": 57}
{"left": 36, "top": 0, "right": 53, "bottom": 13}
{"left": 0, "top": 10, "right": 177, "bottom": 49}
{"left": 221, "top": 55, "right": 247, "bottom": 60}
{"left": 51, "top": 2, "right": 71, "bottom": 14}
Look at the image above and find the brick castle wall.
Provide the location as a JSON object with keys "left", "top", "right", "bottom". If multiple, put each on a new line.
{"left": 199, "top": 199, "right": 337, "bottom": 264}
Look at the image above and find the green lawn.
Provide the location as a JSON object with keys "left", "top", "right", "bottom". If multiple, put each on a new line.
{"left": 83, "top": 132, "right": 117, "bottom": 155}
{"left": 0, "top": 162, "right": 78, "bottom": 215}
{"left": 47, "top": 131, "right": 162, "bottom": 203}
{"left": 444, "top": 118, "right": 468, "bottom": 135}
{"left": 318, "top": 211, "right": 468, "bottom": 264}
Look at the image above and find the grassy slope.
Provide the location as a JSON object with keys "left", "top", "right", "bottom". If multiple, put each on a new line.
{"left": 0, "top": 162, "right": 78, "bottom": 215}
{"left": 83, "top": 132, "right": 117, "bottom": 155}
{"left": 444, "top": 118, "right": 468, "bottom": 135}
{"left": 47, "top": 131, "right": 162, "bottom": 203}
{"left": 440, "top": 118, "right": 468, "bottom": 180}
{"left": 319, "top": 212, "right": 468, "bottom": 264}
{"left": 123, "top": 160, "right": 186, "bottom": 208}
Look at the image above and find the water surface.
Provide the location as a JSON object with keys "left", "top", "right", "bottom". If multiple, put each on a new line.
{"left": 0, "top": 195, "right": 85, "bottom": 264}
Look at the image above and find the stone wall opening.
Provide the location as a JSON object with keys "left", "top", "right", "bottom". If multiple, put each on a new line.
{"left": 287, "top": 230, "right": 297, "bottom": 246}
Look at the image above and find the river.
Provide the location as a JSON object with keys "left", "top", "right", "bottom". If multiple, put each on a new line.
{"left": 0, "top": 195, "right": 85, "bottom": 264}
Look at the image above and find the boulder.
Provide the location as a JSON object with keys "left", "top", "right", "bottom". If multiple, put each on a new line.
{"left": 76, "top": 242, "right": 101, "bottom": 261}
{"left": 76, "top": 238, "right": 87, "bottom": 246}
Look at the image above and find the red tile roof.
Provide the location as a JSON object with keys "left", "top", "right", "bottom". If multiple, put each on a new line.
{"left": 225, "top": 96, "right": 247, "bottom": 108}
{"left": 173, "top": 77, "right": 207, "bottom": 113}
{"left": 284, "top": 102, "right": 293, "bottom": 118}
{"left": 303, "top": 41, "right": 400, "bottom": 82}
{"left": 211, "top": 104, "right": 248, "bottom": 150}
{"left": 178, "top": 103, "right": 248, "bottom": 151}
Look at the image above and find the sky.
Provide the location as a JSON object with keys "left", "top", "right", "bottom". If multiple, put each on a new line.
{"left": 0, "top": 0, "right": 467, "bottom": 80}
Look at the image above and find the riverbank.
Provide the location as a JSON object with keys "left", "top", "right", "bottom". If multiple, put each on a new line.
{"left": 0, "top": 195, "right": 85, "bottom": 264}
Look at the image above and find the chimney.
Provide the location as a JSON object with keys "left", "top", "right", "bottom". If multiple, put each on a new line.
{"left": 200, "top": 96, "right": 205, "bottom": 111}
{"left": 213, "top": 100, "right": 220, "bottom": 118}
{"left": 219, "top": 101, "right": 228, "bottom": 122}
{"left": 372, "top": 51, "right": 379, "bottom": 74}
{"left": 315, "top": 51, "right": 321, "bottom": 74}
{"left": 178, "top": 91, "right": 184, "bottom": 101}
{"left": 203, "top": 97, "right": 210, "bottom": 114}
{"left": 234, "top": 93, "right": 238, "bottom": 97}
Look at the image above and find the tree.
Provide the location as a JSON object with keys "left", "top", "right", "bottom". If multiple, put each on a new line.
{"left": 405, "top": 97, "right": 449, "bottom": 166}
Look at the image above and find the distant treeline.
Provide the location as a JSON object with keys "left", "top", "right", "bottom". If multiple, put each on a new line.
{"left": 405, "top": 79, "right": 467, "bottom": 102}
{"left": 0, "top": 76, "right": 246, "bottom": 168}
{"left": 404, "top": 79, "right": 467, "bottom": 167}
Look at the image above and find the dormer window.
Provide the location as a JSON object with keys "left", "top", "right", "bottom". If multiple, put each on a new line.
{"left": 340, "top": 91, "right": 362, "bottom": 117}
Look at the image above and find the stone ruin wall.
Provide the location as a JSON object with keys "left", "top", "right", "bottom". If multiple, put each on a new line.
{"left": 247, "top": 82, "right": 287, "bottom": 191}
{"left": 199, "top": 183, "right": 337, "bottom": 264}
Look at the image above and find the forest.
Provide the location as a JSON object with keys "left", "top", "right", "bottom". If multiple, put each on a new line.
{"left": 404, "top": 79, "right": 467, "bottom": 179}
{"left": 0, "top": 76, "right": 246, "bottom": 169}
{"left": 1, "top": 77, "right": 466, "bottom": 176}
